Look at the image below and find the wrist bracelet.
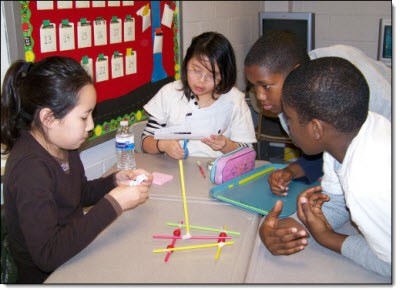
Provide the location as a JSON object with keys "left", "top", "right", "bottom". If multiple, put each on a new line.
{"left": 156, "top": 139, "right": 164, "bottom": 154}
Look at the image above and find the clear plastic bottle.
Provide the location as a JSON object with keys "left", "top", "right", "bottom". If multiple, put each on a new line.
{"left": 116, "top": 120, "right": 136, "bottom": 170}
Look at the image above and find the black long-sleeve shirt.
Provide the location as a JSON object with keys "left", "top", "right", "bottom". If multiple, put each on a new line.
{"left": 4, "top": 131, "right": 121, "bottom": 283}
{"left": 294, "top": 153, "right": 323, "bottom": 183}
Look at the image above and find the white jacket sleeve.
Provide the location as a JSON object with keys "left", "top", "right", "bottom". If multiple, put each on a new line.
{"left": 309, "top": 45, "right": 391, "bottom": 121}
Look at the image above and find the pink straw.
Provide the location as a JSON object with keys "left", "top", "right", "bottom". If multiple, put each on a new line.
{"left": 153, "top": 235, "right": 232, "bottom": 240}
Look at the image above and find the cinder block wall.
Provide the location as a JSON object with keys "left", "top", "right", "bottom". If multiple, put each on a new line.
{"left": 181, "top": 1, "right": 263, "bottom": 92}
{"left": 265, "top": 1, "right": 392, "bottom": 59}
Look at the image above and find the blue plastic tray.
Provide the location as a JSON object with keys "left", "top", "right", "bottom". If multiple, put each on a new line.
{"left": 209, "top": 164, "right": 320, "bottom": 218}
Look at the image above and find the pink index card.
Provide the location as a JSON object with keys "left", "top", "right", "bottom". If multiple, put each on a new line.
{"left": 152, "top": 172, "right": 173, "bottom": 185}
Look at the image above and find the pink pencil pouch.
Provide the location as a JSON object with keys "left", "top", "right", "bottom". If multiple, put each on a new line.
{"left": 210, "top": 147, "right": 256, "bottom": 184}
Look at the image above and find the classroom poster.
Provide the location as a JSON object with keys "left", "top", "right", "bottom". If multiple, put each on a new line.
{"left": 20, "top": 1, "right": 181, "bottom": 145}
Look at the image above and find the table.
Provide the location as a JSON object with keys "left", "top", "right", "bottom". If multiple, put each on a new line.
{"left": 46, "top": 154, "right": 262, "bottom": 283}
{"left": 245, "top": 217, "right": 391, "bottom": 283}
{"left": 45, "top": 153, "right": 391, "bottom": 284}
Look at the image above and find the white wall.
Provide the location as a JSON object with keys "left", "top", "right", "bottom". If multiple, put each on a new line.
{"left": 1, "top": 3, "right": 9, "bottom": 204}
{"left": 181, "top": 1, "right": 263, "bottom": 91}
{"left": 1, "top": 2, "right": 10, "bottom": 88}
{"left": 264, "top": 1, "right": 392, "bottom": 59}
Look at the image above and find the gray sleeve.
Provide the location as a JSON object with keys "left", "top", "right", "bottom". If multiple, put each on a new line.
{"left": 322, "top": 191, "right": 350, "bottom": 230}
{"left": 323, "top": 192, "right": 391, "bottom": 278}
{"left": 342, "top": 234, "right": 391, "bottom": 278}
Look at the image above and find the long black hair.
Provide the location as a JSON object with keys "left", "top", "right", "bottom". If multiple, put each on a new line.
{"left": 180, "top": 32, "right": 237, "bottom": 100}
{"left": 1, "top": 56, "right": 93, "bottom": 154}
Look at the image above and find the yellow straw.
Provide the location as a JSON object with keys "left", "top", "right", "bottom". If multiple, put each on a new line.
{"left": 238, "top": 167, "right": 275, "bottom": 185}
{"left": 215, "top": 246, "right": 222, "bottom": 260}
{"left": 153, "top": 241, "right": 234, "bottom": 253}
{"left": 179, "top": 160, "right": 190, "bottom": 235}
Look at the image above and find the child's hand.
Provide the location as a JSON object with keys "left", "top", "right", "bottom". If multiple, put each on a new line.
{"left": 296, "top": 186, "right": 332, "bottom": 242}
{"left": 109, "top": 184, "right": 150, "bottom": 211}
{"left": 115, "top": 169, "right": 153, "bottom": 187}
{"left": 259, "top": 200, "right": 309, "bottom": 255}
{"left": 201, "top": 134, "right": 227, "bottom": 151}
{"left": 268, "top": 168, "right": 294, "bottom": 196}
{"left": 159, "top": 140, "right": 186, "bottom": 160}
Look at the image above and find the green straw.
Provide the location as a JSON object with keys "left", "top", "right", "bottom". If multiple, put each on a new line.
{"left": 216, "top": 195, "right": 268, "bottom": 216}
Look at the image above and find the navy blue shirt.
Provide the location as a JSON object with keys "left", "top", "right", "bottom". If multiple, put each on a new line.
{"left": 294, "top": 153, "right": 323, "bottom": 183}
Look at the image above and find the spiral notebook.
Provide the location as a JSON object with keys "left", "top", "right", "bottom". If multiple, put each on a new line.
{"left": 209, "top": 164, "right": 321, "bottom": 218}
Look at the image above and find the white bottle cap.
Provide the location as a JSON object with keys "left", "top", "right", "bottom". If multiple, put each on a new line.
{"left": 120, "top": 120, "right": 128, "bottom": 126}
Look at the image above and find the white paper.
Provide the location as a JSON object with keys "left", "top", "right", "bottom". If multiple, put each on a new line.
{"left": 94, "top": 19, "right": 107, "bottom": 46}
{"left": 142, "top": 13, "right": 151, "bottom": 32}
{"left": 108, "top": 1, "right": 120, "bottom": 7}
{"left": 37, "top": 1, "right": 53, "bottom": 10}
{"left": 123, "top": 18, "right": 135, "bottom": 42}
{"left": 75, "top": 1, "right": 90, "bottom": 8}
{"left": 125, "top": 52, "right": 137, "bottom": 75}
{"left": 57, "top": 1, "right": 73, "bottom": 9}
{"left": 137, "top": 5, "right": 151, "bottom": 32}
{"left": 81, "top": 58, "right": 93, "bottom": 79}
{"left": 40, "top": 23, "right": 57, "bottom": 53}
{"left": 122, "top": 1, "right": 134, "bottom": 6}
{"left": 153, "top": 34, "right": 163, "bottom": 53}
{"left": 92, "top": 1, "right": 106, "bottom": 7}
{"left": 154, "top": 100, "right": 234, "bottom": 140}
{"left": 95, "top": 56, "right": 109, "bottom": 82}
{"left": 110, "top": 18, "right": 122, "bottom": 44}
{"left": 77, "top": 21, "right": 92, "bottom": 48}
{"left": 59, "top": 22, "right": 75, "bottom": 51}
{"left": 161, "top": 4, "right": 174, "bottom": 28}
{"left": 111, "top": 55, "right": 124, "bottom": 79}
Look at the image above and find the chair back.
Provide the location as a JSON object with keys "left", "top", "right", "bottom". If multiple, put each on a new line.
{"left": 256, "top": 109, "right": 293, "bottom": 144}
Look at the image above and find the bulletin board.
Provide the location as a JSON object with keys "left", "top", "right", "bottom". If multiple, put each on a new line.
{"left": 19, "top": 0, "right": 181, "bottom": 146}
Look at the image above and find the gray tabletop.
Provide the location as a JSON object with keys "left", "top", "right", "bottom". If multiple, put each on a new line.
{"left": 133, "top": 153, "right": 268, "bottom": 200}
{"left": 245, "top": 216, "right": 391, "bottom": 284}
{"left": 45, "top": 197, "right": 260, "bottom": 283}
{"left": 44, "top": 153, "right": 391, "bottom": 284}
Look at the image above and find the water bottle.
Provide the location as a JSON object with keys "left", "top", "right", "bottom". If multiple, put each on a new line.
{"left": 116, "top": 120, "right": 136, "bottom": 170}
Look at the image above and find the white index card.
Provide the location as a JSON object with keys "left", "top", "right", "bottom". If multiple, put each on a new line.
{"left": 77, "top": 21, "right": 92, "bottom": 48}
{"left": 94, "top": 18, "right": 107, "bottom": 46}
{"left": 95, "top": 56, "right": 109, "bottom": 82}
{"left": 109, "top": 18, "right": 122, "bottom": 44}
{"left": 124, "top": 17, "right": 135, "bottom": 42}
{"left": 92, "top": 1, "right": 106, "bottom": 7}
{"left": 75, "top": 1, "right": 90, "bottom": 8}
{"left": 37, "top": 1, "right": 54, "bottom": 10}
{"left": 81, "top": 57, "right": 94, "bottom": 79}
{"left": 108, "top": 1, "right": 120, "bottom": 7}
{"left": 125, "top": 51, "right": 137, "bottom": 75}
{"left": 153, "top": 33, "right": 163, "bottom": 54}
{"left": 59, "top": 22, "right": 75, "bottom": 51}
{"left": 57, "top": 1, "right": 73, "bottom": 9}
{"left": 111, "top": 54, "right": 124, "bottom": 79}
{"left": 161, "top": 4, "right": 174, "bottom": 28}
{"left": 40, "top": 23, "right": 57, "bottom": 53}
